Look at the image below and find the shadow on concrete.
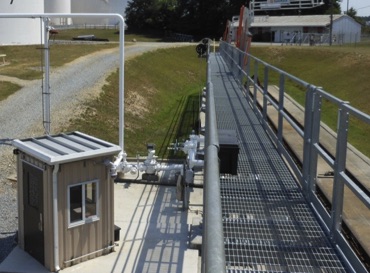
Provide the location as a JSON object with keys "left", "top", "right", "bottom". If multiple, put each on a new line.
{"left": 111, "top": 170, "right": 188, "bottom": 273}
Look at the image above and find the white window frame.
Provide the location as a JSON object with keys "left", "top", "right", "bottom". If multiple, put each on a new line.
{"left": 67, "top": 180, "right": 99, "bottom": 228}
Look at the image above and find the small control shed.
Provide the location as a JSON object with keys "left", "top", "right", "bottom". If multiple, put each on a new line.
{"left": 13, "top": 131, "right": 122, "bottom": 271}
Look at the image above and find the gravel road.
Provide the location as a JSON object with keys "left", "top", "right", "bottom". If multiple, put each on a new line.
{"left": 0, "top": 41, "right": 192, "bottom": 263}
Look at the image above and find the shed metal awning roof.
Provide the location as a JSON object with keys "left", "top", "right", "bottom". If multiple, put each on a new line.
{"left": 13, "top": 131, "right": 122, "bottom": 165}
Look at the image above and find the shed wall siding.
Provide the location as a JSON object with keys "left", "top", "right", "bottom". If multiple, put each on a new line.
{"left": 57, "top": 156, "right": 114, "bottom": 268}
{"left": 43, "top": 165, "right": 54, "bottom": 271}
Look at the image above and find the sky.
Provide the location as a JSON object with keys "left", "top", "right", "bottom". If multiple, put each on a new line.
{"left": 340, "top": 0, "right": 370, "bottom": 16}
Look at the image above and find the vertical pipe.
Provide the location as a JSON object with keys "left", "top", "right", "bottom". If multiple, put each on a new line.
{"left": 43, "top": 17, "right": 51, "bottom": 134}
{"left": 119, "top": 17, "right": 125, "bottom": 150}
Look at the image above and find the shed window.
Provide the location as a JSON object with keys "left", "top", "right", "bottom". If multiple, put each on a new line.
{"left": 68, "top": 180, "right": 99, "bottom": 227}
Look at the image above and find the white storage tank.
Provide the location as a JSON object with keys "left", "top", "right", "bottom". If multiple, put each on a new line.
{"left": 0, "top": 0, "right": 44, "bottom": 45}
{"left": 44, "top": 0, "right": 72, "bottom": 25}
{"left": 71, "top": 0, "right": 125, "bottom": 25}
{"left": 107, "top": 0, "right": 126, "bottom": 24}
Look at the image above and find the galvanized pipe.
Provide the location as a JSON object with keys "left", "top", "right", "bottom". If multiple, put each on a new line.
{"left": 43, "top": 17, "right": 51, "bottom": 134}
{"left": 202, "top": 63, "right": 225, "bottom": 273}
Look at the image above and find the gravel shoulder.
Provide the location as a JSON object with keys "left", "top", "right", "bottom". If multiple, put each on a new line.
{"left": 0, "top": 42, "right": 192, "bottom": 263}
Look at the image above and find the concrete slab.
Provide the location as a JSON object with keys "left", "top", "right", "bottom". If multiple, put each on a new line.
{"left": 0, "top": 246, "right": 49, "bottom": 273}
{"left": 182, "top": 250, "right": 199, "bottom": 273}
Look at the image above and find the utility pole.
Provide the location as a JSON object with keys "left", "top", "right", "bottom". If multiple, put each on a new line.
{"left": 329, "top": 0, "right": 333, "bottom": 46}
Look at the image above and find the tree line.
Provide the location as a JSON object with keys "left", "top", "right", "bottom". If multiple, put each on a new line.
{"left": 124, "top": 0, "right": 355, "bottom": 39}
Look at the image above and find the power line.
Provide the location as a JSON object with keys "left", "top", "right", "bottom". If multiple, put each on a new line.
{"left": 357, "top": 5, "right": 370, "bottom": 10}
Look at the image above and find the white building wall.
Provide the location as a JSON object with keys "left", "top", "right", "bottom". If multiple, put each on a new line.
{"left": 44, "top": 0, "right": 72, "bottom": 25}
{"left": 271, "top": 27, "right": 303, "bottom": 43}
{"left": 0, "top": 0, "right": 44, "bottom": 45}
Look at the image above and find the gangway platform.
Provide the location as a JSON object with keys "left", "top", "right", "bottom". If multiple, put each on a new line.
{"left": 208, "top": 52, "right": 348, "bottom": 272}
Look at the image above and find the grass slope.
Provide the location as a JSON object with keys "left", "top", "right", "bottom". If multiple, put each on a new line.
{"left": 0, "top": 43, "right": 117, "bottom": 80}
{"left": 2, "top": 41, "right": 369, "bottom": 158}
{"left": 250, "top": 45, "right": 370, "bottom": 157}
{"left": 251, "top": 46, "right": 370, "bottom": 114}
{"left": 0, "top": 81, "right": 21, "bottom": 101}
{"left": 66, "top": 46, "right": 206, "bottom": 158}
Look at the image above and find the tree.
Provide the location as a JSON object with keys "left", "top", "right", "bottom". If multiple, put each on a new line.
{"left": 173, "top": 0, "right": 245, "bottom": 38}
{"left": 346, "top": 7, "right": 357, "bottom": 18}
{"left": 345, "top": 7, "right": 365, "bottom": 25}
{"left": 125, "top": 0, "right": 343, "bottom": 38}
{"left": 125, "top": 0, "right": 246, "bottom": 38}
{"left": 125, "top": 0, "right": 176, "bottom": 31}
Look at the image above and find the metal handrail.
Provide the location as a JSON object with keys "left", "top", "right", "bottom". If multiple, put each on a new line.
{"left": 219, "top": 41, "right": 370, "bottom": 273}
{"left": 202, "top": 46, "right": 226, "bottom": 273}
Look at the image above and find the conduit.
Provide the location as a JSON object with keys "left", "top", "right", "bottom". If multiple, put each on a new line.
{"left": 52, "top": 163, "right": 60, "bottom": 272}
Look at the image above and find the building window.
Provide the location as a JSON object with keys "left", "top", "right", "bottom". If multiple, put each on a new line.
{"left": 68, "top": 180, "right": 99, "bottom": 227}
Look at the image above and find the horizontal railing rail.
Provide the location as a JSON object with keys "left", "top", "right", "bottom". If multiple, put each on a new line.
{"left": 202, "top": 45, "right": 226, "bottom": 273}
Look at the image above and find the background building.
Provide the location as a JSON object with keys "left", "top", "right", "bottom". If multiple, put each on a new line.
{"left": 249, "top": 14, "right": 361, "bottom": 44}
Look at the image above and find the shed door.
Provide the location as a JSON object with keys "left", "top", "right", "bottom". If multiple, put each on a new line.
{"left": 23, "top": 163, "right": 44, "bottom": 265}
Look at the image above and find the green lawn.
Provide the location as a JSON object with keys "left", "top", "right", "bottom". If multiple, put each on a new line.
{"left": 2, "top": 39, "right": 370, "bottom": 158}
{"left": 0, "top": 81, "right": 21, "bottom": 101}
{"left": 0, "top": 43, "right": 117, "bottom": 80}
{"left": 250, "top": 44, "right": 370, "bottom": 157}
{"left": 65, "top": 46, "right": 206, "bottom": 158}
{"left": 55, "top": 28, "right": 165, "bottom": 42}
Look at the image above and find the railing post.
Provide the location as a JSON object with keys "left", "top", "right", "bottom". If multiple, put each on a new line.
{"left": 253, "top": 60, "right": 259, "bottom": 113}
{"left": 277, "top": 74, "right": 285, "bottom": 152}
{"left": 239, "top": 50, "right": 244, "bottom": 83}
{"left": 330, "top": 103, "right": 349, "bottom": 242}
{"left": 308, "top": 90, "right": 322, "bottom": 198}
{"left": 262, "top": 66, "right": 269, "bottom": 124}
{"left": 302, "top": 85, "right": 314, "bottom": 197}
{"left": 245, "top": 54, "right": 251, "bottom": 104}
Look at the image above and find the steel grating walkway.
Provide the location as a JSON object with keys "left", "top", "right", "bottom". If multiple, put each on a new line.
{"left": 209, "top": 52, "right": 348, "bottom": 273}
